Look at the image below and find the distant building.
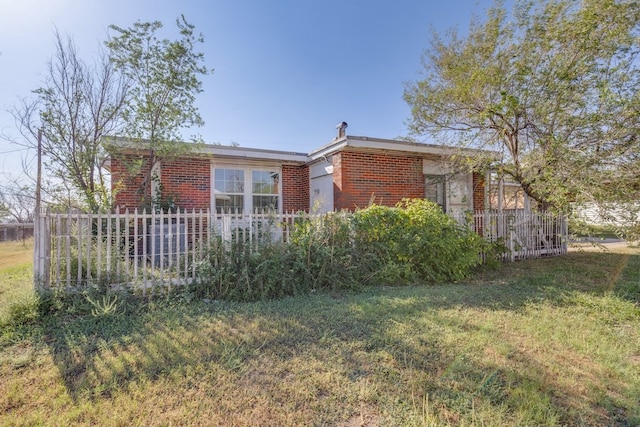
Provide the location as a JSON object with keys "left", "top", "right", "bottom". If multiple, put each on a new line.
{"left": 0, "top": 222, "right": 34, "bottom": 242}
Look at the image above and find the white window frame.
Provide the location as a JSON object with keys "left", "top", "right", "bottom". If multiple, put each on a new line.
{"left": 212, "top": 164, "right": 282, "bottom": 214}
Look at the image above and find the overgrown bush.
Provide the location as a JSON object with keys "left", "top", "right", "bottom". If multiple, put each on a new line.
{"left": 1, "top": 295, "right": 41, "bottom": 328}
{"left": 353, "top": 199, "right": 489, "bottom": 283}
{"left": 192, "top": 236, "right": 289, "bottom": 301}
{"left": 54, "top": 222, "right": 132, "bottom": 289}
{"left": 192, "top": 199, "right": 498, "bottom": 301}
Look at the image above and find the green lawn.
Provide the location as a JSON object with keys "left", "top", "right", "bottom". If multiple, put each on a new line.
{"left": 1, "top": 240, "right": 639, "bottom": 426}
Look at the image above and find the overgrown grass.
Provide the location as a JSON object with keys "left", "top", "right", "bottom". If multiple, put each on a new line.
{"left": 1, "top": 241, "right": 639, "bottom": 426}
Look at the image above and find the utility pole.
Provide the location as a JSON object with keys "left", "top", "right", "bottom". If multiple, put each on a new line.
{"left": 33, "top": 128, "right": 43, "bottom": 289}
{"left": 35, "top": 128, "right": 42, "bottom": 214}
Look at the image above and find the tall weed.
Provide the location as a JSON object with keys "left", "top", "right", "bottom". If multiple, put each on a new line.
{"left": 193, "top": 199, "right": 499, "bottom": 301}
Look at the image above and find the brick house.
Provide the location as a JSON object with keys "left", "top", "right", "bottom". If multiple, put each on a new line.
{"left": 106, "top": 124, "right": 489, "bottom": 215}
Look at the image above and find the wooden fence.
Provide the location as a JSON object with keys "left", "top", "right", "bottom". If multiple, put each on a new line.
{"left": 33, "top": 209, "right": 567, "bottom": 290}
{"left": 0, "top": 223, "right": 34, "bottom": 242}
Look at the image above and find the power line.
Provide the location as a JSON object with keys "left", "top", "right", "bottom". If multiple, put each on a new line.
{"left": 0, "top": 147, "right": 31, "bottom": 155}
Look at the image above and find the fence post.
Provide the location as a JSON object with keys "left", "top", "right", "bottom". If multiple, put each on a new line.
{"left": 33, "top": 209, "right": 40, "bottom": 289}
{"left": 33, "top": 208, "right": 50, "bottom": 289}
{"left": 508, "top": 215, "right": 515, "bottom": 262}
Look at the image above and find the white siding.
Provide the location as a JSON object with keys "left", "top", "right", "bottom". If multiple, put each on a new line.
{"left": 309, "top": 161, "right": 334, "bottom": 213}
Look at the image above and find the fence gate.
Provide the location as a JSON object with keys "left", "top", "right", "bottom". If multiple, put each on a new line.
{"left": 477, "top": 211, "right": 568, "bottom": 261}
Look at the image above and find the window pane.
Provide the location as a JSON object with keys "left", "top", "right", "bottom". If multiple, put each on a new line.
{"left": 252, "top": 171, "right": 279, "bottom": 194}
{"left": 503, "top": 185, "right": 525, "bottom": 209}
{"left": 252, "top": 195, "right": 278, "bottom": 212}
{"left": 214, "top": 168, "right": 244, "bottom": 193}
{"left": 425, "top": 175, "right": 446, "bottom": 210}
{"left": 215, "top": 194, "right": 244, "bottom": 214}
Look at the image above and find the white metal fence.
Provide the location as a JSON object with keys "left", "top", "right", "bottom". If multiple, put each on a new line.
{"left": 451, "top": 210, "right": 568, "bottom": 261}
{"left": 33, "top": 209, "right": 567, "bottom": 290}
{"left": 33, "top": 209, "right": 301, "bottom": 292}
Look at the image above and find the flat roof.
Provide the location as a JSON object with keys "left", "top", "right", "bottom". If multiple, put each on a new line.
{"left": 308, "top": 135, "right": 494, "bottom": 161}
{"left": 104, "top": 136, "right": 309, "bottom": 163}
{"left": 104, "top": 134, "right": 495, "bottom": 164}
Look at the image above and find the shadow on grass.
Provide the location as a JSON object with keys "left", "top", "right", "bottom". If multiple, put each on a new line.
{"left": 33, "top": 250, "right": 639, "bottom": 424}
{"left": 40, "top": 301, "right": 191, "bottom": 401}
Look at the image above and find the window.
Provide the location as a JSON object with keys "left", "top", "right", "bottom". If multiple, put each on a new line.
{"left": 214, "top": 168, "right": 244, "bottom": 213}
{"left": 252, "top": 170, "right": 279, "bottom": 211}
{"left": 489, "top": 183, "right": 525, "bottom": 210}
{"left": 425, "top": 174, "right": 446, "bottom": 211}
{"left": 488, "top": 173, "right": 526, "bottom": 210}
{"left": 213, "top": 167, "right": 280, "bottom": 214}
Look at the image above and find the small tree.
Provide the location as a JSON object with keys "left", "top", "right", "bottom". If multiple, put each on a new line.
{"left": 10, "top": 30, "right": 129, "bottom": 212}
{"left": 0, "top": 181, "right": 35, "bottom": 223}
{"left": 106, "top": 15, "right": 212, "bottom": 208}
{"left": 404, "top": 0, "right": 640, "bottom": 212}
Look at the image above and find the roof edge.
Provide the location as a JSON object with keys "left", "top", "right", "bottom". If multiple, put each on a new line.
{"left": 307, "top": 134, "right": 497, "bottom": 161}
{"left": 103, "top": 136, "right": 309, "bottom": 163}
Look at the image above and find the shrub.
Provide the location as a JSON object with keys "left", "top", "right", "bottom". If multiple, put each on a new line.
{"left": 287, "top": 211, "right": 369, "bottom": 291}
{"left": 1, "top": 295, "right": 40, "bottom": 327}
{"left": 353, "top": 199, "right": 488, "bottom": 284}
{"left": 192, "top": 236, "right": 300, "bottom": 301}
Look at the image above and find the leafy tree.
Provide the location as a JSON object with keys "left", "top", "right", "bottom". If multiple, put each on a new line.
{"left": 404, "top": 0, "right": 640, "bottom": 212}
{"left": 10, "top": 31, "right": 129, "bottom": 212}
{"left": 105, "top": 15, "right": 212, "bottom": 208}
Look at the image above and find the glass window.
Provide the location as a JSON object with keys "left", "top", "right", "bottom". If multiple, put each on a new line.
{"left": 215, "top": 168, "right": 244, "bottom": 193}
{"left": 214, "top": 168, "right": 244, "bottom": 213}
{"left": 252, "top": 171, "right": 279, "bottom": 212}
{"left": 488, "top": 173, "right": 525, "bottom": 210}
{"left": 425, "top": 174, "right": 446, "bottom": 211}
{"left": 213, "top": 168, "right": 280, "bottom": 214}
{"left": 253, "top": 195, "right": 279, "bottom": 211}
{"left": 252, "top": 171, "right": 279, "bottom": 194}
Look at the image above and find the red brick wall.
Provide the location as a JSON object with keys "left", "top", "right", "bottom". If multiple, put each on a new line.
{"left": 111, "top": 153, "right": 152, "bottom": 210}
{"left": 113, "top": 154, "right": 308, "bottom": 212}
{"left": 111, "top": 155, "right": 210, "bottom": 211}
{"left": 160, "top": 158, "right": 211, "bottom": 210}
{"left": 333, "top": 150, "right": 425, "bottom": 210}
{"left": 282, "top": 164, "right": 309, "bottom": 212}
{"left": 472, "top": 172, "right": 485, "bottom": 211}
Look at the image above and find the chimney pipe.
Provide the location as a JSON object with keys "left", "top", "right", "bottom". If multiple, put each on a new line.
{"left": 336, "top": 121, "right": 348, "bottom": 139}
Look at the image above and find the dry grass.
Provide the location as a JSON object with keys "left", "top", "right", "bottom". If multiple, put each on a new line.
{"left": 0, "top": 238, "right": 33, "bottom": 270}
{"left": 0, "top": 239, "right": 34, "bottom": 320}
{"left": 0, "top": 242, "right": 638, "bottom": 426}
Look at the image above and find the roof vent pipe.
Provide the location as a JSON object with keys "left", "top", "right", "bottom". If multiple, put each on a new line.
{"left": 336, "top": 121, "right": 348, "bottom": 139}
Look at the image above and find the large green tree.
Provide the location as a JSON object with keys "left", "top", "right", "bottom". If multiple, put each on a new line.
{"left": 106, "top": 15, "right": 212, "bottom": 208}
{"left": 404, "top": 0, "right": 640, "bottom": 212}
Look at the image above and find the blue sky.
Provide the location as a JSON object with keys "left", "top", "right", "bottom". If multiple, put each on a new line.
{"left": 0, "top": 0, "right": 494, "bottom": 181}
